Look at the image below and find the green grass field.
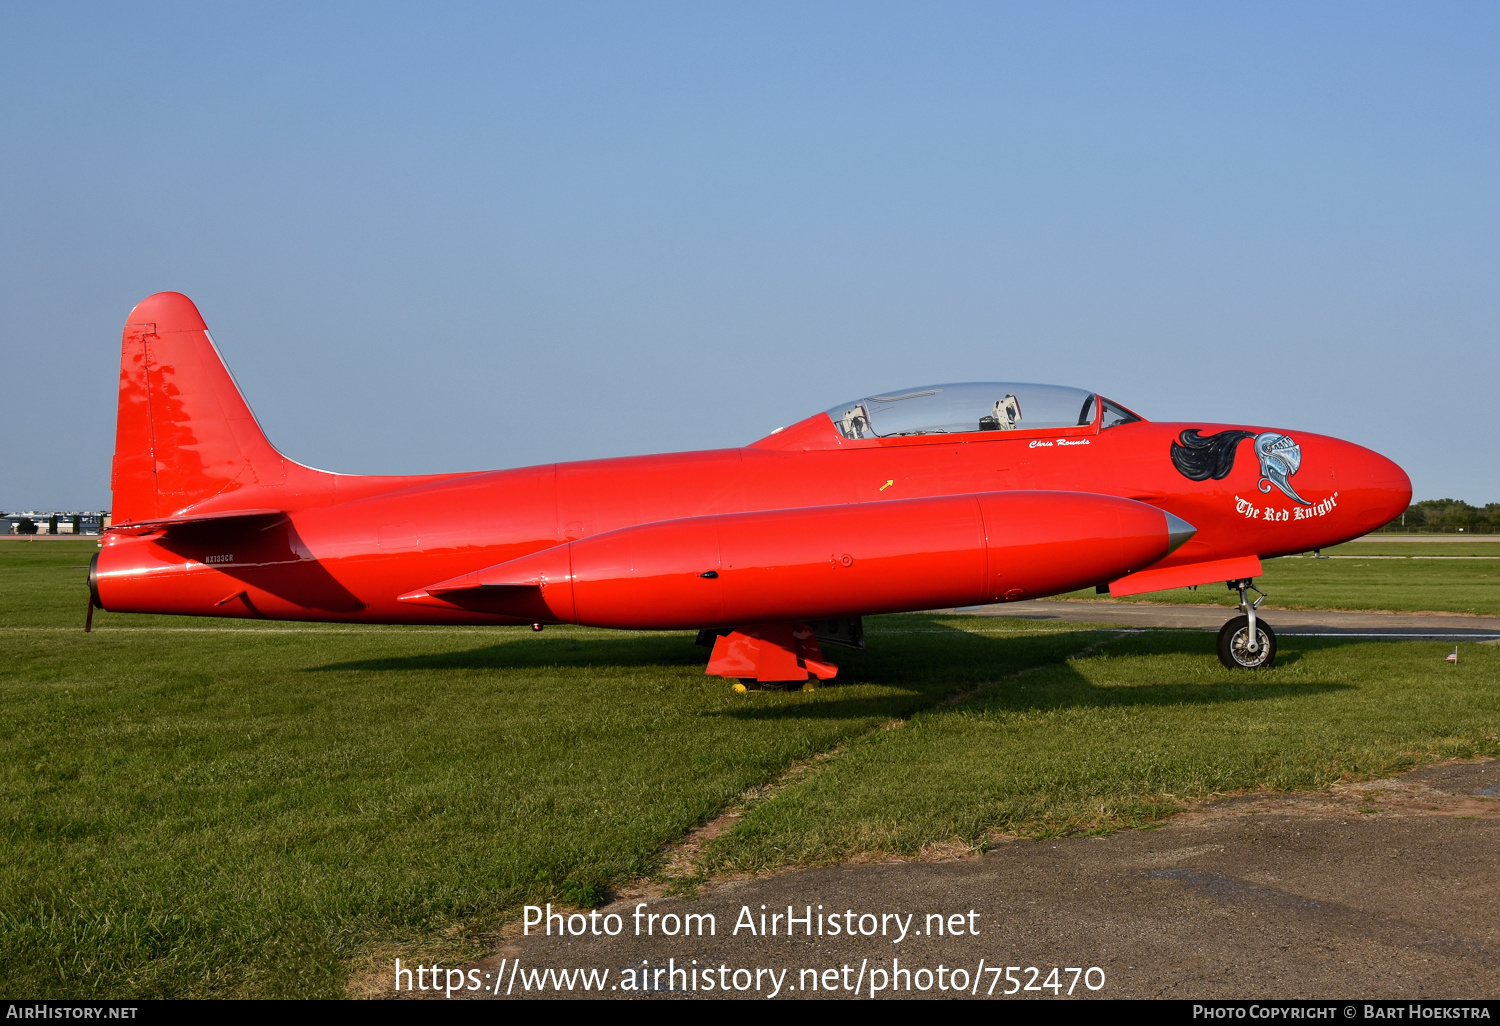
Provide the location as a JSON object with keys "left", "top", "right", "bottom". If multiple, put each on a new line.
{"left": 2, "top": 539, "right": 1497, "bottom": 997}
{"left": 1056, "top": 539, "right": 1500, "bottom": 615}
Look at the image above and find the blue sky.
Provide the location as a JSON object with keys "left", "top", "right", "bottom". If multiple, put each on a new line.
{"left": 2, "top": 2, "right": 1496, "bottom": 508}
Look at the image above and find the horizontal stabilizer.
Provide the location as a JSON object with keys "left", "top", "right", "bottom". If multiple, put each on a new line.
{"left": 108, "top": 508, "right": 287, "bottom": 535}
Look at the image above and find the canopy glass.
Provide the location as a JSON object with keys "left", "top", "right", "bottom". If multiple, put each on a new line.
{"left": 825, "top": 382, "right": 1139, "bottom": 440}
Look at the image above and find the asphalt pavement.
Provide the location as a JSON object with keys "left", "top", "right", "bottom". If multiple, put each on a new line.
{"left": 449, "top": 761, "right": 1500, "bottom": 1001}
{"left": 969, "top": 600, "right": 1500, "bottom": 639}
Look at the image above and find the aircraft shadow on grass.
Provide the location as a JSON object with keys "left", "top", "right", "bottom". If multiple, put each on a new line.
{"left": 718, "top": 618, "right": 1356, "bottom": 721}
{"left": 311, "top": 633, "right": 711, "bottom": 673}
{"left": 309, "top": 615, "right": 1363, "bottom": 720}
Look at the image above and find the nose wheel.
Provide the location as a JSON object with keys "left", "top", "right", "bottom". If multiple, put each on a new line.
{"left": 1217, "top": 579, "right": 1276, "bottom": 670}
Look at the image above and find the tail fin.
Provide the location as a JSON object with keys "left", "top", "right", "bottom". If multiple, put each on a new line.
{"left": 111, "top": 292, "right": 293, "bottom": 525}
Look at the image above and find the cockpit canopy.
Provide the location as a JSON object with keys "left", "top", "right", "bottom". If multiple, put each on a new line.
{"left": 825, "top": 382, "right": 1141, "bottom": 440}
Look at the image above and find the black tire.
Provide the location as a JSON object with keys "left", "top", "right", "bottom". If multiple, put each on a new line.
{"left": 1217, "top": 615, "right": 1276, "bottom": 670}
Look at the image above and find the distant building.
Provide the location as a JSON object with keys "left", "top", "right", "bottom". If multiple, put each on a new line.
{"left": 2, "top": 511, "right": 109, "bottom": 535}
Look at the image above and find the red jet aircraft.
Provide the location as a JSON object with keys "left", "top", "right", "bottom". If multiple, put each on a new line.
{"left": 90, "top": 293, "right": 1411, "bottom": 684}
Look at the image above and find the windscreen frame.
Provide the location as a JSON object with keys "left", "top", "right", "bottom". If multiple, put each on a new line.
{"left": 823, "top": 382, "right": 1107, "bottom": 445}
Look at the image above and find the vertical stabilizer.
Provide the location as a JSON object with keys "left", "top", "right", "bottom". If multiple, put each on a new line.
{"left": 112, "top": 292, "right": 292, "bottom": 524}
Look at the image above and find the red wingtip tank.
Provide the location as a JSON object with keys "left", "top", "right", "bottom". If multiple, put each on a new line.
{"left": 400, "top": 490, "right": 1192, "bottom": 629}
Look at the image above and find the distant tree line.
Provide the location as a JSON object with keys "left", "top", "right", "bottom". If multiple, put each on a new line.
{"left": 1375, "top": 498, "right": 1500, "bottom": 533}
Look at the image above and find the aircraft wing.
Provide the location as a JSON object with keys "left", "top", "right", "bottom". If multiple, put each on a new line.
{"left": 1108, "top": 554, "right": 1262, "bottom": 596}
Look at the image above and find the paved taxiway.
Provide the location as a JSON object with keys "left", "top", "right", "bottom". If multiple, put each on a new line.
{"left": 978, "top": 599, "right": 1500, "bottom": 639}
{"left": 462, "top": 761, "right": 1499, "bottom": 999}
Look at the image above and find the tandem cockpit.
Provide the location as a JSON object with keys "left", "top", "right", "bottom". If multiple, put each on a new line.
{"left": 825, "top": 382, "right": 1143, "bottom": 440}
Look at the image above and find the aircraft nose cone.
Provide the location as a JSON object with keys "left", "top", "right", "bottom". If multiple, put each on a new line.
{"left": 1164, "top": 511, "right": 1197, "bottom": 554}
{"left": 1371, "top": 452, "right": 1413, "bottom": 521}
{"left": 1335, "top": 441, "right": 1413, "bottom": 534}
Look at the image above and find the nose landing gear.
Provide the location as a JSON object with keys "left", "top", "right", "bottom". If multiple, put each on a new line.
{"left": 1217, "top": 578, "right": 1276, "bottom": 670}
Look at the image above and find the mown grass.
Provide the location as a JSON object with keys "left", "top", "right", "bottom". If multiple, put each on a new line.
{"left": 1057, "top": 539, "right": 1500, "bottom": 615}
{"left": 3, "top": 539, "right": 1498, "bottom": 997}
{"left": 1330, "top": 540, "right": 1500, "bottom": 556}
{"left": 0, "top": 542, "right": 1095, "bottom": 997}
{"left": 698, "top": 629, "right": 1500, "bottom": 875}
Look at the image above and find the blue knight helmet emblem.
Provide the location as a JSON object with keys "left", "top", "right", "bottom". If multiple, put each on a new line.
{"left": 1253, "top": 432, "right": 1310, "bottom": 505}
{"left": 1170, "top": 427, "right": 1314, "bottom": 506}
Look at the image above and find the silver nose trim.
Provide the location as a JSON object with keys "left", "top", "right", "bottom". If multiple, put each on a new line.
{"left": 1164, "top": 511, "right": 1197, "bottom": 554}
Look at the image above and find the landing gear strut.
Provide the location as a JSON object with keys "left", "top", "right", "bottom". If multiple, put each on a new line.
{"left": 1217, "top": 578, "right": 1276, "bottom": 670}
